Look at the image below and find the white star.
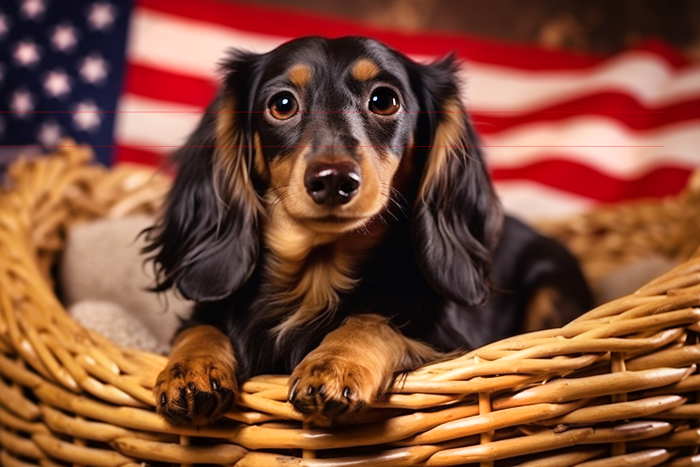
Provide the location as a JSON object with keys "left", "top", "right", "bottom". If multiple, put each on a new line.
{"left": 14, "top": 40, "right": 41, "bottom": 67}
{"left": 79, "top": 54, "right": 108, "bottom": 84}
{"left": 11, "top": 90, "right": 34, "bottom": 119}
{"left": 21, "top": 0, "right": 46, "bottom": 20}
{"left": 44, "top": 70, "right": 71, "bottom": 98}
{"left": 39, "top": 121, "right": 62, "bottom": 147}
{"left": 87, "top": 2, "right": 116, "bottom": 31}
{"left": 0, "top": 14, "right": 10, "bottom": 40}
{"left": 73, "top": 101, "right": 102, "bottom": 132}
{"left": 51, "top": 24, "right": 78, "bottom": 52}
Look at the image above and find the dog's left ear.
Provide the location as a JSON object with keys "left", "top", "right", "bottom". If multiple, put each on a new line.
{"left": 411, "top": 55, "right": 504, "bottom": 306}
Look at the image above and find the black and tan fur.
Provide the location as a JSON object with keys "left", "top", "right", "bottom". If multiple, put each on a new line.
{"left": 144, "top": 36, "right": 592, "bottom": 427}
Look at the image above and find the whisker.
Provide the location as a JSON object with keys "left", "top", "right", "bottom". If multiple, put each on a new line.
{"left": 372, "top": 210, "right": 390, "bottom": 227}
{"left": 268, "top": 190, "right": 288, "bottom": 218}
{"left": 381, "top": 206, "right": 399, "bottom": 222}
{"left": 358, "top": 224, "right": 374, "bottom": 235}
{"left": 378, "top": 184, "right": 409, "bottom": 221}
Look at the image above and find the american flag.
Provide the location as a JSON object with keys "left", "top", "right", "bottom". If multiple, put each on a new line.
{"left": 0, "top": 0, "right": 130, "bottom": 166}
{"left": 3, "top": 0, "right": 700, "bottom": 222}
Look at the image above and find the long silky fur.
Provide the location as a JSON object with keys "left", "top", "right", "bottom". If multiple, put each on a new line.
{"left": 143, "top": 51, "right": 265, "bottom": 302}
{"left": 411, "top": 55, "right": 504, "bottom": 307}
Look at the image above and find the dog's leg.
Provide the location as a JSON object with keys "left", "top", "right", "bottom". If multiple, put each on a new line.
{"left": 289, "top": 314, "right": 439, "bottom": 426}
{"left": 155, "top": 325, "right": 237, "bottom": 426}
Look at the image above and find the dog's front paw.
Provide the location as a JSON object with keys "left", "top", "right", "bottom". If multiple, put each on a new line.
{"left": 289, "top": 352, "right": 387, "bottom": 426}
{"left": 155, "top": 354, "right": 236, "bottom": 426}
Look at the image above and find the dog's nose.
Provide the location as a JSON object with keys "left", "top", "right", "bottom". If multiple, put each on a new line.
{"left": 304, "top": 161, "right": 361, "bottom": 206}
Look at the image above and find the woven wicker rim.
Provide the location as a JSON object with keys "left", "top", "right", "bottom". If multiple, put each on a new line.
{"left": 1, "top": 142, "right": 700, "bottom": 466}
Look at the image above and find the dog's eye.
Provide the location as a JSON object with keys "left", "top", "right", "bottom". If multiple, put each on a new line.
{"left": 269, "top": 93, "right": 299, "bottom": 120}
{"left": 369, "top": 88, "right": 400, "bottom": 116}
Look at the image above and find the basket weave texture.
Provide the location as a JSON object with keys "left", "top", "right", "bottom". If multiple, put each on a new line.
{"left": 1, "top": 143, "right": 700, "bottom": 467}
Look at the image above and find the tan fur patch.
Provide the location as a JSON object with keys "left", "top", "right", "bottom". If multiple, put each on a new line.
{"left": 214, "top": 95, "right": 263, "bottom": 212}
{"left": 350, "top": 148, "right": 401, "bottom": 218}
{"left": 418, "top": 100, "right": 465, "bottom": 201}
{"left": 289, "top": 314, "right": 440, "bottom": 426}
{"left": 263, "top": 182, "right": 406, "bottom": 339}
{"left": 168, "top": 325, "right": 236, "bottom": 366}
{"left": 253, "top": 133, "right": 269, "bottom": 180}
{"left": 351, "top": 59, "right": 381, "bottom": 82}
{"left": 263, "top": 209, "right": 364, "bottom": 341}
{"left": 523, "top": 287, "right": 561, "bottom": 332}
{"left": 268, "top": 152, "right": 297, "bottom": 200}
{"left": 287, "top": 64, "right": 311, "bottom": 88}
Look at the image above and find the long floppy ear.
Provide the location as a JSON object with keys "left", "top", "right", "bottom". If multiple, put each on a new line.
{"left": 412, "top": 55, "right": 504, "bottom": 306}
{"left": 143, "top": 51, "right": 264, "bottom": 302}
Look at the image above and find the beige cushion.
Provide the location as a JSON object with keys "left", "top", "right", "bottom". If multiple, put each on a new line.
{"left": 60, "top": 215, "right": 192, "bottom": 350}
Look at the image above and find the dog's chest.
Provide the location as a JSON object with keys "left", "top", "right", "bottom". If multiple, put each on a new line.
{"left": 266, "top": 245, "right": 357, "bottom": 320}
{"left": 260, "top": 219, "right": 386, "bottom": 334}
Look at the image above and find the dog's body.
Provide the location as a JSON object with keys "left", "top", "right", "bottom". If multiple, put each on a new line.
{"left": 145, "top": 36, "right": 592, "bottom": 426}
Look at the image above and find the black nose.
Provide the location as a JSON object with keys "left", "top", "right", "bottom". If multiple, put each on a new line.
{"left": 304, "top": 161, "right": 361, "bottom": 206}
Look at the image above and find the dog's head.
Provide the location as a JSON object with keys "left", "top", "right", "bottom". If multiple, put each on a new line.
{"left": 145, "top": 36, "right": 503, "bottom": 305}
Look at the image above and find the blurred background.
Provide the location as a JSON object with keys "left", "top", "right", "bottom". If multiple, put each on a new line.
{"left": 1, "top": 0, "right": 699, "bottom": 221}
{"left": 242, "top": 0, "right": 700, "bottom": 57}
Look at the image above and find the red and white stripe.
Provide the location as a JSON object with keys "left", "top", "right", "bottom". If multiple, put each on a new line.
{"left": 115, "top": 0, "right": 700, "bottom": 221}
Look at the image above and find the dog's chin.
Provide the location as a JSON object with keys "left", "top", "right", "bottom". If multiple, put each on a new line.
{"left": 277, "top": 194, "right": 388, "bottom": 235}
{"left": 299, "top": 215, "right": 373, "bottom": 234}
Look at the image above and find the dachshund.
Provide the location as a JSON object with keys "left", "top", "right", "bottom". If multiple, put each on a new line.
{"left": 144, "top": 36, "right": 593, "bottom": 427}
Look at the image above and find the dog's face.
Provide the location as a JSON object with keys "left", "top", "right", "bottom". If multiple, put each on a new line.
{"left": 228, "top": 37, "right": 420, "bottom": 233}
{"left": 147, "top": 36, "right": 502, "bottom": 306}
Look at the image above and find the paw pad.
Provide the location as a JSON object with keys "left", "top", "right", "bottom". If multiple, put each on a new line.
{"left": 155, "top": 359, "right": 236, "bottom": 426}
{"left": 289, "top": 357, "right": 382, "bottom": 426}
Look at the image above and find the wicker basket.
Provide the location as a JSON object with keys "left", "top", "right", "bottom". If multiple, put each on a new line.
{"left": 2, "top": 142, "right": 700, "bottom": 467}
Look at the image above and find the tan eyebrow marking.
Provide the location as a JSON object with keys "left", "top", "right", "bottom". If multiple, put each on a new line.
{"left": 351, "top": 59, "right": 381, "bottom": 82}
{"left": 287, "top": 64, "right": 311, "bottom": 88}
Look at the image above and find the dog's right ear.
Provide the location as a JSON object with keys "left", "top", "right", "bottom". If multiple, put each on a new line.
{"left": 409, "top": 54, "right": 503, "bottom": 307}
{"left": 143, "top": 51, "right": 264, "bottom": 302}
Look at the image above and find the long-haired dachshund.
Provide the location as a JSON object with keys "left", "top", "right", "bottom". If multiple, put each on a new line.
{"left": 144, "top": 36, "right": 592, "bottom": 427}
